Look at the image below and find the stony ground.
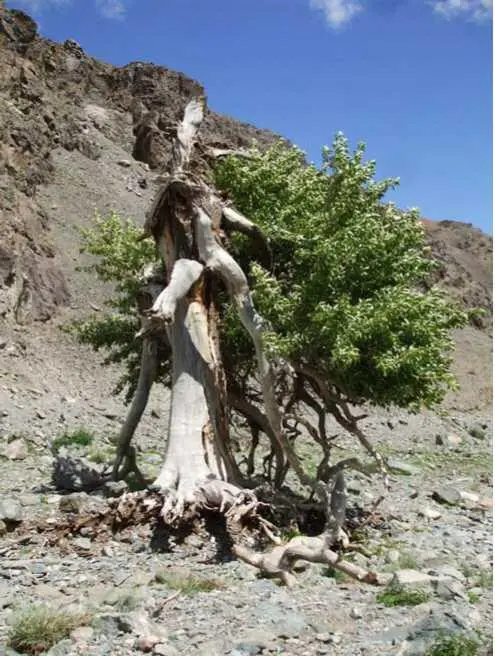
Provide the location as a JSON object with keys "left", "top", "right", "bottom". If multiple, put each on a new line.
{"left": 0, "top": 330, "right": 492, "bottom": 655}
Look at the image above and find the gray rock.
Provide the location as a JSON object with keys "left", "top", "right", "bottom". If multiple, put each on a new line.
{"left": 72, "top": 536, "right": 92, "bottom": 551}
{"left": 70, "top": 626, "right": 94, "bottom": 642}
{"left": 350, "top": 607, "right": 363, "bottom": 619}
{"left": 103, "top": 480, "right": 128, "bottom": 497}
{"left": 432, "top": 486, "right": 462, "bottom": 505}
{"left": 0, "top": 498, "right": 23, "bottom": 523}
{"left": 428, "top": 565, "right": 466, "bottom": 582}
{"left": 403, "top": 609, "right": 475, "bottom": 656}
{"left": 117, "top": 610, "right": 168, "bottom": 640}
{"left": 432, "top": 578, "right": 468, "bottom": 601}
{"left": 418, "top": 507, "right": 442, "bottom": 520}
{"left": 391, "top": 570, "right": 432, "bottom": 588}
{"left": 117, "top": 158, "right": 132, "bottom": 167}
{"left": 153, "top": 645, "right": 180, "bottom": 656}
{"left": 3, "top": 438, "right": 28, "bottom": 460}
{"left": 388, "top": 460, "right": 421, "bottom": 476}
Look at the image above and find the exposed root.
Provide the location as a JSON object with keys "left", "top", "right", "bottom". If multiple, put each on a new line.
{"left": 233, "top": 533, "right": 380, "bottom": 587}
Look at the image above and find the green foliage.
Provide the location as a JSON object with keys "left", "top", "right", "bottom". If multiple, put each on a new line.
{"left": 425, "top": 633, "right": 480, "bottom": 656}
{"left": 214, "top": 135, "right": 469, "bottom": 410}
{"left": 52, "top": 427, "right": 94, "bottom": 453}
{"left": 67, "top": 212, "right": 170, "bottom": 402}
{"left": 71, "top": 136, "right": 469, "bottom": 414}
{"left": 467, "top": 590, "right": 481, "bottom": 603}
{"left": 8, "top": 605, "right": 90, "bottom": 654}
{"left": 376, "top": 587, "right": 430, "bottom": 607}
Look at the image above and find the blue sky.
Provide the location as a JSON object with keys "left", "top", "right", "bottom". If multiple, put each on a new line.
{"left": 6, "top": 0, "right": 493, "bottom": 233}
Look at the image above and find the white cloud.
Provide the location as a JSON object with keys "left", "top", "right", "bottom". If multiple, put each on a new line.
{"left": 309, "top": 0, "right": 492, "bottom": 26}
{"left": 309, "top": 0, "right": 364, "bottom": 28}
{"left": 430, "top": 0, "right": 492, "bottom": 21}
{"left": 8, "top": 0, "right": 131, "bottom": 19}
{"left": 95, "top": 0, "right": 128, "bottom": 20}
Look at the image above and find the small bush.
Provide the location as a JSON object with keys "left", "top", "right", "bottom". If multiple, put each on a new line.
{"left": 324, "top": 567, "right": 347, "bottom": 582}
{"left": 8, "top": 605, "right": 90, "bottom": 654}
{"left": 52, "top": 428, "right": 94, "bottom": 453}
{"left": 154, "top": 569, "right": 225, "bottom": 594}
{"left": 376, "top": 587, "right": 430, "bottom": 607}
{"left": 467, "top": 590, "right": 481, "bottom": 603}
{"left": 425, "top": 633, "right": 480, "bottom": 656}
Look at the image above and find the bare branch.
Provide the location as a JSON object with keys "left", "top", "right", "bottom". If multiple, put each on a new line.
{"left": 112, "top": 338, "right": 158, "bottom": 480}
{"left": 221, "top": 205, "right": 272, "bottom": 268}
{"left": 233, "top": 533, "right": 380, "bottom": 587}
{"left": 148, "top": 258, "right": 204, "bottom": 323}
{"left": 206, "top": 147, "right": 253, "bottom": 159}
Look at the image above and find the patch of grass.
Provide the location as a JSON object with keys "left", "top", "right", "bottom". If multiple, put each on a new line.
{"left": 467, "top": 590, "right": 481, "bottom": 604}
{"left": 112, "top": 593, "right": 141, "bottom": 612}
{"left": 8, "top": 605, "right": 90, "bottom": 654}
{"left": 86, "top": 448, "right": 112, "bottom": 464}
{"left": 425, "top": 633, "right": 480, "bottom": 656}
{"left": 52, "top": 428, "right": 94, "bottom": 453}
{"left": 376, "top": 587, "right": 430, "bottom": 607}
{"left": 323, "top": 567, "right": 347, "bottom": 582}
{"left": 462, "top": 566, "right": 493, "bottom": 590}
{"left": 154, "top": 569, "right": 225, "bottom": 595}
{"left": 397, "top": 551, "right": 418, "bottom": 569}
{"left": 473, "top": 570, "right": 493, "bottom": 590}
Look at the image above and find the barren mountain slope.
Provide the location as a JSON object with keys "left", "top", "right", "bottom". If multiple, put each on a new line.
{"left": 0, "top": 3, "right": 491, "bottom": 423}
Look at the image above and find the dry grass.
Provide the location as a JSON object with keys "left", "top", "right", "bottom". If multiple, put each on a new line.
{"left": 8, "top": 604, "right": 91, "bottom": 654}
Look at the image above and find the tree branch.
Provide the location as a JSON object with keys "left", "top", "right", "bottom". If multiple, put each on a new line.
{"left": 221, "top": 205, "right": 272, "bottom": 268}
{"left": 148, "top": 258, "right": 204, "bottom": 323}
{"left": 112, "top": 338, "right": 158, "bottom": 480}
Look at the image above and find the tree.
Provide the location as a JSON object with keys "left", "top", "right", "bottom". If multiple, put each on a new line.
{"left": 72, "top": 99, "right": 468, "bottom": 556}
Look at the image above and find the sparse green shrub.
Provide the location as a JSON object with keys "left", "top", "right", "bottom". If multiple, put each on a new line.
{"left": 8, "top": 605, "right": 90, "bottom": 654}
{"left": 467, "top": 590, "right": 481, "bottom": 603}
{"left": 51, "top": 428, "right": 94, "bottom": 453}
{"left": 324, "top": 567, "right": 347, "bottom": 582}
{"left": 376, "top": 587, "right": 430, "bottom": 607}
{"left": 425, "top": 633, "right": 480, "bottom": 656}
